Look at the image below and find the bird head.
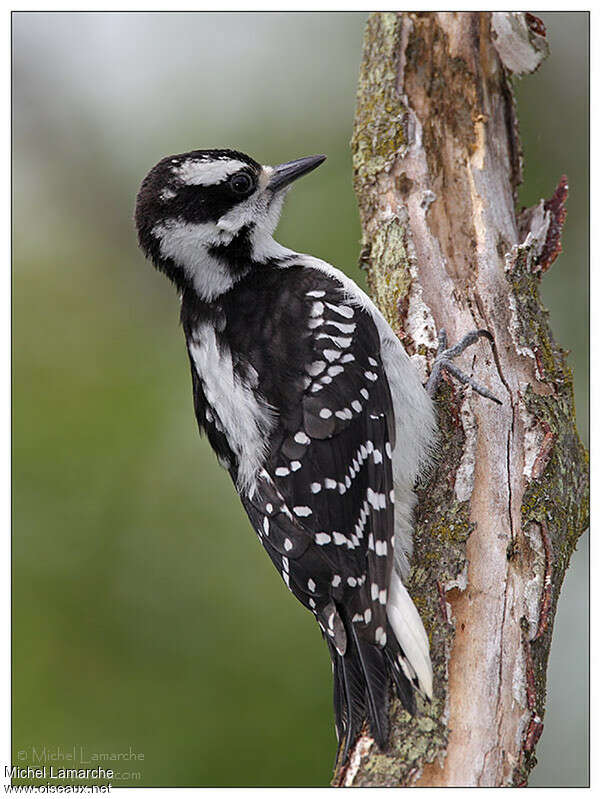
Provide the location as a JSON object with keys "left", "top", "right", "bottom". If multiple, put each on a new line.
{"left": 135, "top": 148, "right": 326, "bottom": 300}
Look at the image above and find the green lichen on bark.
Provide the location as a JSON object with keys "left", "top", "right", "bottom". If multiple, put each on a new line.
{"left": 350, "top": 16, "right": 417, "bottom": 352}
{"left": 384, "top": 387, "right": 476, "bottom": 780}
{"left": 507, "top": 241, "right": 563, "bottom": 378}
{"left": 515, "top": 389, "right": 588, "bottom": 785}
{"left": 507, "top": 246, "right": 589, "bottom": 785}
{"left": 351, "top": 12, "right": 407, "bottom": 226}
{"left": 365, "top": 217, "right": 412, "bottom": 335}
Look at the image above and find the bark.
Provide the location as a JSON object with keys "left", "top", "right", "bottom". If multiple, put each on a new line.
{"left": 332, "top": 11, "right": 588, "bottom": 788}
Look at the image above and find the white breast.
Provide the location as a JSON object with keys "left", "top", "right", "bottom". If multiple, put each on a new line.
{"left": 188, "top": 324, "right": 275, "bottom": 496}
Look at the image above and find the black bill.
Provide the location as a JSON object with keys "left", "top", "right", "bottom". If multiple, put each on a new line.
{"left": 267, "top": 154, "right": 326, "bottom": 193}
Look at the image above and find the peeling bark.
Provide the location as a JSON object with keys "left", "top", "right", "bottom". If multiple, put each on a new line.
{"left": 332, "top": 11, "right": 588, "bottom": 787}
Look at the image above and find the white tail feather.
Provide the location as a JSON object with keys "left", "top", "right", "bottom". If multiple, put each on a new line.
{"left": 387, "top": 572, "right": 433, "bottom": 699}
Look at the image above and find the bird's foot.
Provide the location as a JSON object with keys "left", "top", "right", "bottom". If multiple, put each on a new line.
{"left": 425, "top": 328, "right": 502, "bottom": 404}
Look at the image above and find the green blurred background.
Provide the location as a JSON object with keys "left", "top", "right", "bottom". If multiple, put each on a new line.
{"left": 12, "top": 12, "right": 588, "bottom": 788}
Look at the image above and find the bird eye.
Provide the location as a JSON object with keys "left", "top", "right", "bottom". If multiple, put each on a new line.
{"left": 229, "top": 172, "right": 255, "bottom": 195}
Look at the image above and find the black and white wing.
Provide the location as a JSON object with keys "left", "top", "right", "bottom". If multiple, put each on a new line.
{"left": 233, "top": 270, "right": 417, "bottom": 750}
{"left": 242, "top": 287, "right": 396, "bottom": 648}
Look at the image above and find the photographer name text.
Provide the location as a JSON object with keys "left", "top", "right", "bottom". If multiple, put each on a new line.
{"left": 7, "top": 766, "right": 113, "bottom": 780}
{"left": 15, "top": 746, "right": 144, "bottom": 766}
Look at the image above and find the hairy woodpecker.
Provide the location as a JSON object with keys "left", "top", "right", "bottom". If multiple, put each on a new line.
{"left": 135, "top": 149, "right": 497, "bottom": 760}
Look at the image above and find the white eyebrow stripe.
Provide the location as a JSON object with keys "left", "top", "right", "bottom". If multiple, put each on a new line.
{"left": 174, "top": 159, "right": 248, "bottom": 186}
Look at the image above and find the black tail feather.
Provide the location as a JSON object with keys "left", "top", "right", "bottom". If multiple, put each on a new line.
{"left": 331, "top": 637, "right": 367, "bottom": 763}
{"left": 330, "top": 613, "right": 416, "bottom": 762}
{"left": 383, "top": 627, "right": 418, "bottom": 716}
{"left": 348, "top": 621, "right": 389, "bottom": 749}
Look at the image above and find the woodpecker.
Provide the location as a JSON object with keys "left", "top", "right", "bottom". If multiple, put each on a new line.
{"left": 135, "top": 149, "right": 498, "bottom": 760}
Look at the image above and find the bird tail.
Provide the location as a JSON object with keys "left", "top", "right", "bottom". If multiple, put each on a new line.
{"left": 386, "top": 571, "right": 434, "bottom": 700}
{"left": 330, "top": 607, "right": 424, "bottom": 763}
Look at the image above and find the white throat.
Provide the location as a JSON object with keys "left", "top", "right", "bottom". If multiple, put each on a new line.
{"left": 250, "top": 230, "right": 295, "bottom": 264}
{"left": 151, "top": 218, "right": 297, "bottom": 302}
{"left": 152, "top": 219, "right": 240, "bottom": 301}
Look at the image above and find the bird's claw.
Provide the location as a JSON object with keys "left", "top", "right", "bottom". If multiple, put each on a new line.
{"left": 426, "top": 328, "right": 502, "bottom": 404}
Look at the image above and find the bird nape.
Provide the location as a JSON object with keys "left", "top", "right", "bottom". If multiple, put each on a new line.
{"left": 134, "top": 147, "right": 498, "bottom": 763}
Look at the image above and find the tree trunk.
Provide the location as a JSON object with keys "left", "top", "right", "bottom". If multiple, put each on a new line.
{"left": 332, "top": 11, "right": 588, "bottom": 788}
